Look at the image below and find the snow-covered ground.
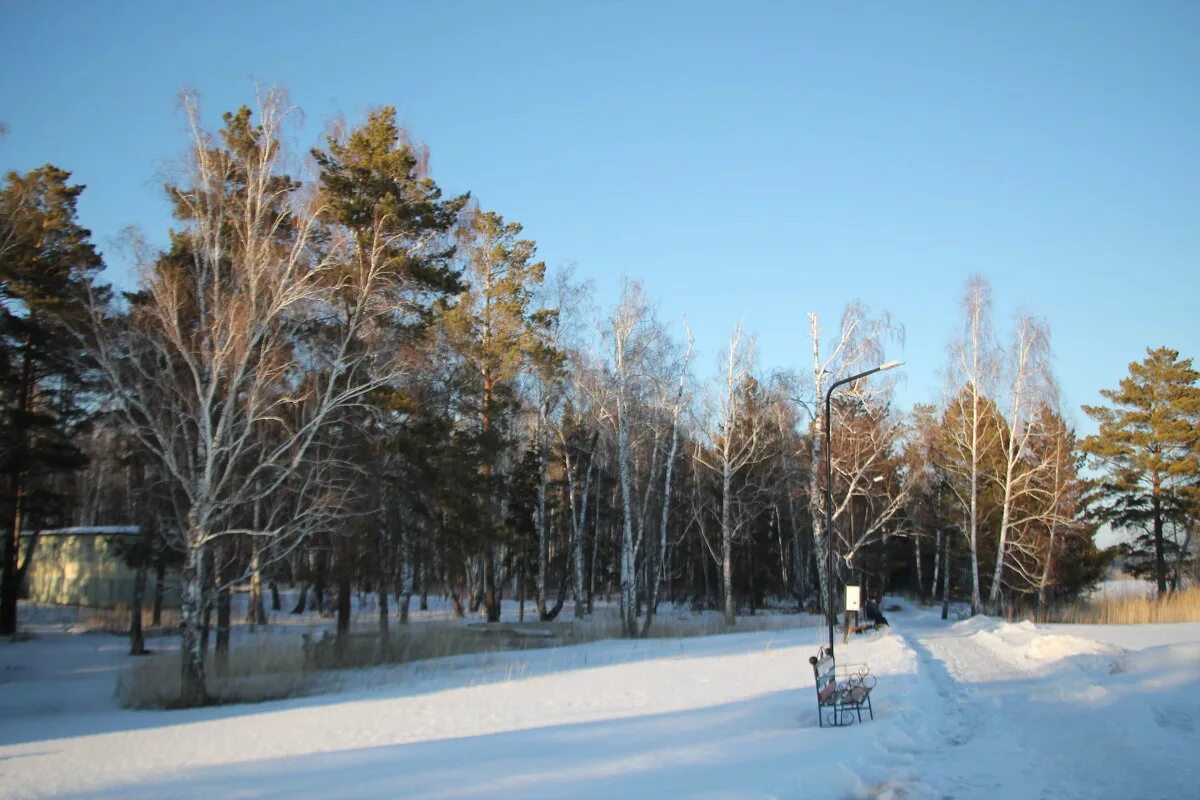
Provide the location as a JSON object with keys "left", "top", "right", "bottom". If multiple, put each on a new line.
{"left": 1, "top": 601, "right": 1198, "bottom": 799}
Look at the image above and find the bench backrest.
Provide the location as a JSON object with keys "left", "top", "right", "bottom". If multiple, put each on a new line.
{"left": 810, "top": 649, "right": 837, "bottom": 704}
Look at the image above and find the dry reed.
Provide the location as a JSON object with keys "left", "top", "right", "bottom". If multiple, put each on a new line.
{"left": 1046, "top": 586, "right": 1200, "bottom": 625}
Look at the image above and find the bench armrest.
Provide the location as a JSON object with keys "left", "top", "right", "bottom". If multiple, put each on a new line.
{"left": 834, "top": 663, "right": 876, "bottom": 691}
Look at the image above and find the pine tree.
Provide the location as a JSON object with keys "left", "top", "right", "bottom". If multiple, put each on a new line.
{"left": 1082, "top": 347, "right": 1200, "bottom": 595}
{"left": 313, "top": 106, "right": 468, "bottom": 312}
{"left": 0, "top": 165, "right": 104, "bottom": 635}
{"left": 311, "top": 107, "right": 469, "bottom": 637}
{"left": 442, "top": 208, "right": 550, "bottom": 622}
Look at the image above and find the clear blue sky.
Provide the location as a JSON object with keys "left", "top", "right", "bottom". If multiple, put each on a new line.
{"left": 2, "top": 1, "right": 1197, "bottom": 428}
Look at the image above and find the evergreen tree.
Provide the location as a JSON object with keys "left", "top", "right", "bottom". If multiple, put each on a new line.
{"left": 311, "top": 107, "right": 470, "bottom": 637}
{"left": 0, "top": 165, "right": 104, "bottom": 634}
{"left": 1082, "top": 347, "right": 1200, "bottom": 595}
{"left": 442, "top": 208, "right": 550, "bottom": 622}
{"left": 312, "top": 106, "right": 468, "bottom": 315}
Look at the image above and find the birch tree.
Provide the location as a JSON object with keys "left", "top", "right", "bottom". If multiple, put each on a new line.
{"left": 602, "top": 280, "right": 661, "bottom": 636}
{"left": 694, "top": 322, "right": 765, "bottom": 625}
{"left": 986, "top": 314, "right": 1053, "bottom": 610}
{"left": 1003, "top": 405, "right": 1096, "bottom": 608}
{"left": 804, "top": 303, "right": 902, "bottom": 613}
{"left": 942, "top": 275, "right": 1001, "bottom": 614}
{"left": 641, "top": 322, "right": 691, "bottom": 634}
{"left": 827, "top": 397, "right": 914, "bottom": 578}
{"left": 84, "top": 90, "right": 410, "bottom": 704}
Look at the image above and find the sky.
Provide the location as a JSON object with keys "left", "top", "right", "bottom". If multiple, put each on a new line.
{"left": 2, "top": 0, "right": 1197, "bottom": 430}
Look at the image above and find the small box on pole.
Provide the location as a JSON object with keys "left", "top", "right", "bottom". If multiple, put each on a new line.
{"left": 845, "top": 585, "right": 861, "bottom": 612}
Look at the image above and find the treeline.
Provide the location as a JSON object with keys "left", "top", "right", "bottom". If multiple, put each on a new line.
{"left": 2, "top": 89, "right": 1196, "bottom": 704}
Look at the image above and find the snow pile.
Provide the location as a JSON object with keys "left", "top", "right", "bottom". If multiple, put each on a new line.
{"left": 948, "top": 617, "right": 1125, "bottom": 669}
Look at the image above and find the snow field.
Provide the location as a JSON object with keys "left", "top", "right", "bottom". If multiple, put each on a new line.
{"left": 1, "top": 602, "right": 1198, "bottom": 799}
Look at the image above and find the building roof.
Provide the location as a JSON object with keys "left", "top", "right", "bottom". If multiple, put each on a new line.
{"left": 19, "top": 526, "right": 140, "bottom": 537}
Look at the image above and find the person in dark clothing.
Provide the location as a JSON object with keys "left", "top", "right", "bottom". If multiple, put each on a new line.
{"left": 864, "top": 596, "right": 889, "bottom": 628}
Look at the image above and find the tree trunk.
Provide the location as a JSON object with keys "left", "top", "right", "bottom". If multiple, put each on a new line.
{"left": 247, "top": 494, "right": 268, "bottom": 625}
{"left": 378, "top": 571, "right": 390, "bottom": 639}
{"left": 536, "top": 403, "right": 549, "bottom": 621}
{"left": 1152, "top": 492, "right": 1167, "bottom": 596}
{"left": 291, "top": 583, "right": 309, "bottom": 615}
{"left": 747, "top": 535, "right": 757, "bottom": 616}
{"left": 179, "top": 541, "right": 208, "bottom": 706}
{"left": 931, "top": 530, "right": 942, "bottom": 600}
{"left": 1037, "top": 518, "right": 1058, "bottom": 611}
{"left": 913, "top": 533, "right": 926, "bottom": 605}
{"left": 1, "top": 337, "right": 36, "bottom": 636}
{"left": 721, "top": 464, "right": 735, "bottom": 626}
{"left": 215, "top": 585, "right": 231, "bottom": 655}
{"left": 518, "top": 549, "right": 526, "bottom": 622}
{"left": 941, "top": 531, "right": 951, "bottom": 621}
{"left": 247, "top": 542, "right": 267, "bottom": 626}
{"left": 617, "top": 404, "right": 638, "bottom": 637}
{"left": 199, "top": 549, "right": 214, "bottom": 655}
{"left": 989, "top": 463, "right": 1017, "bottom": 612}
{"left": 377, "top": 519, "right": 391, "bottom": 639}
{"left": 774, "top": 506, "right": 789, "bottom": 600}
{"left": 483, "top": 548, "right": 501, "bottom": 622}
{"left": 807, "top": 314, "right": 831, "bottom": 619}
{"left": 336, "top": 575, "right": 352, "bottom": 638}
{"left": 130, "top": 563, "right": 148, "bottom": 655}
{"left": 968, "top": 462, "right": 981, "bottom": 615}
{"left": 152, "top": 561, "right": 165, "bottom": 626}
{"left": 0, "top": 483, "right": 26, "bottom": 635}
{"left": 589, "top": 470, "right": 602, "bottom": 615}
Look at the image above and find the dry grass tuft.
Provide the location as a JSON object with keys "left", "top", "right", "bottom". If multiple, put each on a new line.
{"left": 1047, "top": 586, "right": 1200, "bottom": 624}
{"left": 575, "top": 609, "right": 812, "bottom": 640}
{"left": 303, "top": 623, "right": 570, "bottom": 670}
{"left": 118, "top": 608, "right": 817, "bottom": 708}
{"left": 118, "top": 640, "right": 313, "bottom": 709}
{"left": 75, "top": 606, "right": 181, "bottom": 634}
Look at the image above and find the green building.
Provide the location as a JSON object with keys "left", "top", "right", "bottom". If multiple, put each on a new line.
{"left": 22, "top": 527, "right": 180, "bottom": 608}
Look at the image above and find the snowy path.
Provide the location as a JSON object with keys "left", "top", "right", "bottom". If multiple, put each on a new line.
{"left": 890, "top": 614, "right": 1200, "bottom": 800}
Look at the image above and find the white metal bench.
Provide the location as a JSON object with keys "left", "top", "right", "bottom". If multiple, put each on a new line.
{"left": 808, "top": 645, "right": 875, "bottom": 727}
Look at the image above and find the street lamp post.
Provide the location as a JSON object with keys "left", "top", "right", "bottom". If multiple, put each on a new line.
{"left": 824, "top": 360, "right": 903, "bottom": 653}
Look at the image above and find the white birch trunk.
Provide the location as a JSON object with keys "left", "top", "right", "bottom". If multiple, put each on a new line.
{"left": 988, "top": 316, "right": 1046, "bottom": 610}
{"left": 807, "top": 313, "right": 830, "bottom": 615}
{"left": 721, "top": 461, "right": 735, "bottom": 625}
{"left": 179, "top": 534, "right": 208, "bottom": 707}
{"left": 617, "top": 404, "right": 637, "bottom": 637}
{"left": 535, "top": 399, "right": 550, "bottom": 620}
